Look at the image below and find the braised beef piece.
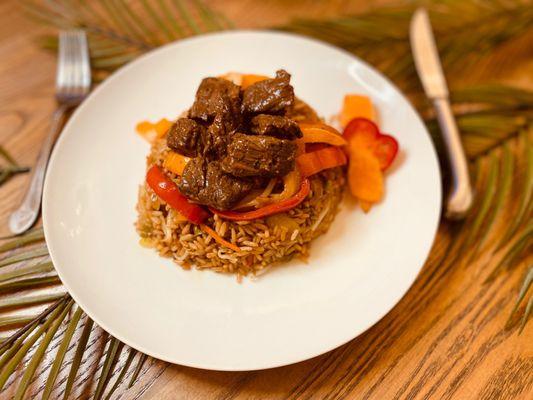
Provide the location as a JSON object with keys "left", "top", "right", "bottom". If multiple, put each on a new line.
{"left": 169, "top": 70, "right": 301, "bottom": 209}
{"left": 166, "top": 118, "right": 205, "bottom": 157}
{"left": 242, "top": 70, "right": 294, "bottom": 115}
{"left": 189, "top": 77, "right": 242, "bottom": 124}
{"left": 220, "top": 133, "right": 297, "bottom": 178}
{"left": 178, "top": 158, "right": 253, "bottom": 210}
{"left": 250, "top": 114, "right": 302, "bottom": 140}
{"left": 202, "top": 114, "right": 235, "bottom": 160}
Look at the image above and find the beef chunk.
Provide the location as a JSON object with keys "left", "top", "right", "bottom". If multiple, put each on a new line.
{"left": 166, "top": 118, "right": 205, "bottom": 157}
{"left": 242, "top": 70, "right": 294, "bottom": 115}
{"left": 178, "top": 158, "right": 252, "bottom": 210}
{"left": 220, "top": 133, "right": 297, "bottom": 178}
{"left": 250, "top": 114, "right": 302, "bottom": 140}
{"left": 189, "top": 77, "right": 242, "bottom": 123}
{"left": 202, "top": 114, "right": 235, "bottom": 160}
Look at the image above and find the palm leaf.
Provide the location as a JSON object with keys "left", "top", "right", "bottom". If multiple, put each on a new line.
{"left": 93, "top": 337, "right": 124, "bottom": 400}
{"left": 128, "top": 353, "right": 148, "bottom": 388}
{"left": 13, "top": 300, "right": 73, "bottom": 400}
{"left": 0, "top": 144, "right": 29, "bottom": 186}
{"left": 0, "top": 261, "right": 55, "bottom": 283}
{"left": 281, "top": 1, "right": 533, "bottom": 92}
{"left": 104, "top": 348, "right": 137, "bottom": 400}
{"left": 0, "top": 295, "right": 69, "bottom": 354}
{"left": 0, "top": 246, "right": 49, "bottom": 268}
{"left": 0, "top": 315, "right": 36, "bottom": 330}
{"left": 0, "top": 299, "right": 71, "bottom": 389}
{"left": 0, "top": 227, "right": 44, "bottom": 252}
{"left": 42, "top": 305, "right": 84, "bottom": 400}
{"left": 520, "top": 296, "right": 533, "bottom": 333}
{"left": 0, "top": 0, "right": 530, "bottom": 397}
{"left": 63, "top": 315, "right": 94, "bottom": 400}
{"left": 21, "top": 0, "right": 231, "bottom": 76}
{"left": 499, "top": 132, "right": 533, "bottom": 246}
{"left": 0, "top": 275, "right": 60, "bottom": 293}
{"left": 0, "top": 293, "right": 65, "bottom": 312}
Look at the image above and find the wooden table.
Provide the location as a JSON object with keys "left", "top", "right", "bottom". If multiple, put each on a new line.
{"left": 0, "top": 1, "right": 531, "bottom": 399}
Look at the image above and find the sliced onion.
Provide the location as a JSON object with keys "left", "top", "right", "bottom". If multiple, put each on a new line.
{"left": 231, "top": 170, "right": 302, "bottom": 211}
{"left": 260, "top": 178, "right": 277, "bottom": 198}
{"left": 269, "top": 169, "right": 301, "bottom": 202}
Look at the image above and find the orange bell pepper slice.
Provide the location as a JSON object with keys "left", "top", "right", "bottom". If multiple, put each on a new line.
{"left": 163, "top": 151, "right": 189, "bottom": 176}
{"left": 297, "top": 146, "right": 347, "bottom": 178}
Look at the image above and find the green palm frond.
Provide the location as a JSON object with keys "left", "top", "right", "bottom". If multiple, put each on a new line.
{"left": 0, "top": 145, "right": 28, "bottom": 186}
{"left": 22, "top": 0, "right": 231, "bottom": 80}
{"left": 0, "top": 0, "right": 531, "bottom": 397}
{"left": 0, "top": 227, "right": 44, "bottom": 251}
{"left": 281, "top": 0, "right": 533, "bottom": 92}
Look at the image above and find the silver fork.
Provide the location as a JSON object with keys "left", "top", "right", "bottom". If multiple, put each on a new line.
{"left": 9, "top": 30, "right": 91, "bottom": 234}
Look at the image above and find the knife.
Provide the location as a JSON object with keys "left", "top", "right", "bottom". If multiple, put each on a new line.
{"left": 410, "top": 8, "right": 473, "bottom": 220}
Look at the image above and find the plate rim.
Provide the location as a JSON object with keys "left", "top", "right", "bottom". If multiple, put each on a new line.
{"left": 43, "top": 29, "right": 442, "bottom": 371}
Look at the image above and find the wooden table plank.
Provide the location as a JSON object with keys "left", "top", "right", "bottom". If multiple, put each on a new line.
{"left": 0, "top": 1, "right": 531, "bottom": 399}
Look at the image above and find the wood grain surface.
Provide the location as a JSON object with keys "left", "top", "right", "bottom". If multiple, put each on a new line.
{"left": 0, "top": 0, "right": 531, "bottom": 399}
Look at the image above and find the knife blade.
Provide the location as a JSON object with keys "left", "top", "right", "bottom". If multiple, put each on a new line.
{"left": 410, "top": 8, "right": 473, "bottom": 219}
{"left": 410, "top": 8, "right": 448, "bottom": 98}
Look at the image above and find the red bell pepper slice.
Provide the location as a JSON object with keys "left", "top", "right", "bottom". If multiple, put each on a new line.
{"left": 146, "top": 165, "right": 209, "bottom": 224}
{"left": 210, "top": 178, "right": 311, "bottom": 221}
{"left": 343, "top": 118, "right": 398, "bottom": 170}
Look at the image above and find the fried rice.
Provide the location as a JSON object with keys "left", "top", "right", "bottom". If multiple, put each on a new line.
{"left": 136, "top": 99, "right": 346, "bottom": 278}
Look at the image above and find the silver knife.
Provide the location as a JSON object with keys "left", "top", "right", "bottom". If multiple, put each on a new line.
{"left": 410, "top": 8, "right": 473, "bottom": 220}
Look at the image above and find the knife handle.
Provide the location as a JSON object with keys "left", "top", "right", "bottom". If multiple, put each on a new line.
{"left": 433, "top": 97, "right": 473, "bottom": 220}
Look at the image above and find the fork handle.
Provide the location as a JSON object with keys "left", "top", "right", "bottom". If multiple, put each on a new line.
{"left": 433, "top": 97, "right": 473, "bottom": 220}
{"left": 9, "top": 105, "right": 68, "bottom": 234}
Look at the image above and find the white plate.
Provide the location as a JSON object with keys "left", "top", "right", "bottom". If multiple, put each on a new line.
{"left": 43, "top": 31, "right": 441, "bottom": 371}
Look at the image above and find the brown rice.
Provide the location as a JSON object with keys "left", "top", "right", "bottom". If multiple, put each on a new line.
{"left": 136, "top": 100, "right": 346, "bottom": 278}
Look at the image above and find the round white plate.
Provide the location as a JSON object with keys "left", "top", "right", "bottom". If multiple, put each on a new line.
{"left": 43, "top": 31, "right": 441, "bottom": 371}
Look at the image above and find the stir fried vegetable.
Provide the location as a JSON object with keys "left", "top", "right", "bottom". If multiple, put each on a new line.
{"left": 297, "top": 146, "right": 347, "bottom": 177}
{"left": 233, "top": 170, "right": 302, "bottom": 210}
{"left": 340, "top": 94, "right": 376, "bottom": 127}
{"left": 210, "top": 178, "right": 311, "bottom": 221}
{"left": 241, "top": 74, "right": 269, "bottom": 88}
{"left": 164, "top": 152, "right": 189, "bottom": 175}
{"left": 343, "top": 118, "right": 398, "bottom": 171}
{"left": 136, "top": 118, "right": 173, "bottom": 143}
{"left": 347, "top": 143, "right": 383, "bottom": 203}
{"left": 146, "top": 165, "right": 209, "bottom": 224}
{"left": 200, "top": 224, "right": 241, "bottom": 252}
{"left": 266, "top": 213, "right": 300, "bottom": 232}
{"left": 298, "top": 123, "right": 348, "bottom": 147}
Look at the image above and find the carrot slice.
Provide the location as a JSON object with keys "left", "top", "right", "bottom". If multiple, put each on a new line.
{"left": 359, "top": 200, "right": 373, "bottom": 213}
{"left": 340, "top": 94, "right": 376, "bottom": 128}
{"left": 347, "top": 144, "right": 383, "bottom": 203}
{"left": 201, "top": 224, "right": 241, "bottom": 252}
{"left": 136, "top": 118, "right": 173, "bottom": 143}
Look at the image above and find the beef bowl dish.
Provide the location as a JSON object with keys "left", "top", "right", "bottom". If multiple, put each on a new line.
{"left": 135, "top": 70, "right": 399, "bottom": 279}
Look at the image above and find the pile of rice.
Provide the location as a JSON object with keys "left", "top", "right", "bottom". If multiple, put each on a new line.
{"left": 136, "top": 100, "right": 346, "bottom": 278}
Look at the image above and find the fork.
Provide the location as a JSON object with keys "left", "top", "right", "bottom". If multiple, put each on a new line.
{"left": 9, "top": 30, "right": 91, "bottom": 235}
